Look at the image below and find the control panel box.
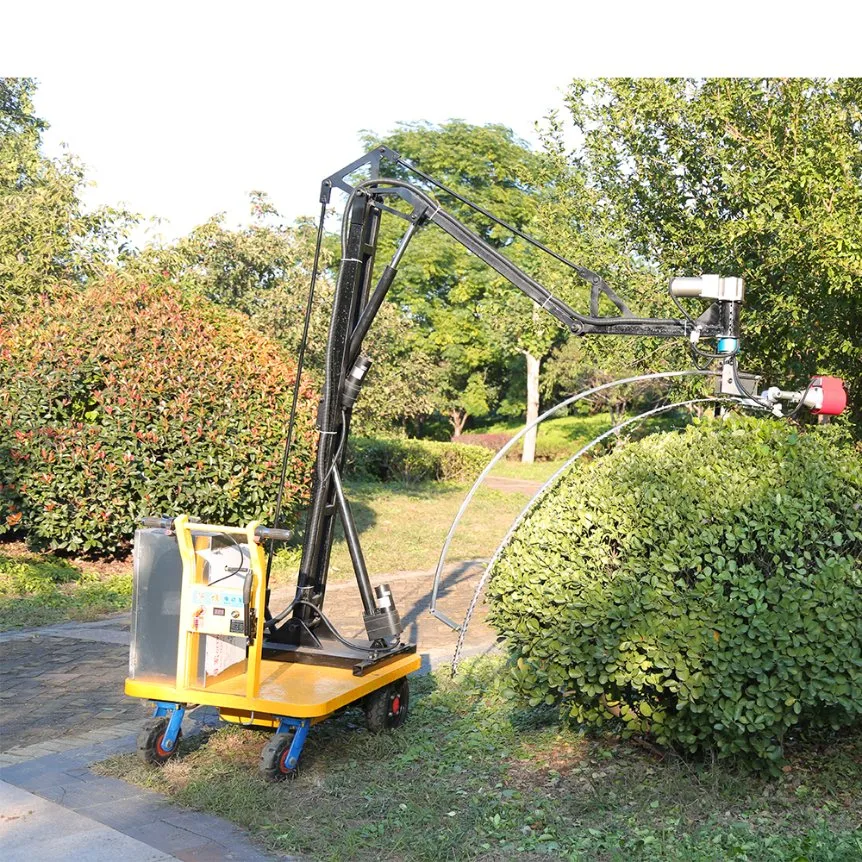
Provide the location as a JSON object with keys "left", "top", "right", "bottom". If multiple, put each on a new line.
{"left": 188, "top": 585, "right": 246, "bottom": 636}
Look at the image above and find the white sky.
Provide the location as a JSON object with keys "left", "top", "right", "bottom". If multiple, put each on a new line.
{"left": 7, "top": 0, "right": 860, "bottom": 246}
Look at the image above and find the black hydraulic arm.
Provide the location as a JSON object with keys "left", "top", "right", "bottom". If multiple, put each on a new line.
{"left": 325, "top": 147, "right": 732, "bottom": 340}
{"left": 265, "top": 147, "right": 742, "bottom": 645}
{"left": 430, "top": 208, "right": 702, "bottom": 338}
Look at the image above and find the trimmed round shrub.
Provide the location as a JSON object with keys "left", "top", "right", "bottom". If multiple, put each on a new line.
{"left": 347, "top": 437, "right": 492, "bottom": 483}
{"left": 0, "top": 277, "right": 317, "bottom": 555}
{"left": 488, "top": 417, "right": 862, "bottom": 763}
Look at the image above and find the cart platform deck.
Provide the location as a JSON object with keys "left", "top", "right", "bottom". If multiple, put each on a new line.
{"left": 126, "top": 651, "right": 421, "bottom": 719}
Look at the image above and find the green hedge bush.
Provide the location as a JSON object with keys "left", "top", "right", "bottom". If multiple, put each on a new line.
{"left": 0, "top": 277, "right": 317, "bottom": 555}
{"left": 347, "top": 437, "right": 492, "bottom": 483}
{"left": 488, "top": 417, "right": 862, "bottom": 764}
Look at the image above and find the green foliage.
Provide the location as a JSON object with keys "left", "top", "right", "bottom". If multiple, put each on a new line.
{"left": 488, "top": 417, "right": 862, "bottom": 764}
{"left": 346, "top": 437, "right": 492, "bottom": 483}
{"left": 542, "top": 338, "right": 677, "bottom": 423}
{"left": 132, "top": 201, "right": 335, "bottom": 372}
{"left": 368, "top": 119, "right": 693, "bottom": 439}
{"left": 477, "top": 411, "right": 614, "bottom": 461}
{"left": 350, "top": 302, "right": 443, "bottom": 435}
{"left": 1, "top": 78, "right": 134, "bottom": 319}
{"left": 0, "top": 550, "right": 132, "bottom": 630}
{"left": 366, "top": 121, "right": 549, "bottom": 434}
{"left": 133, "top": 198, "right": 436, "bottom": 437}
{"left": 0, "top": 276, "right": 316, "bottom": 555}
{"left": 457, "top": 372, "right": 494, "bottom": 423}
{"left": 564, "top": 78, "right": 862, "bottom": 429}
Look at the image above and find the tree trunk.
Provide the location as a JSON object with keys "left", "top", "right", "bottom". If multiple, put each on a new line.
{"left": 522, "top": 352, "right": 541, "bottom": 463}
{"left": 450, "top": 408, "right": 468, "bottom": 438}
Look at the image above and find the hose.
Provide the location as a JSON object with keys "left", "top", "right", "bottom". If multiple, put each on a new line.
{"left": 449, "top": 394, "right": 757, "bottom": 675}
{"left": 428, "top": 369, "right": 720, "bottom": 621}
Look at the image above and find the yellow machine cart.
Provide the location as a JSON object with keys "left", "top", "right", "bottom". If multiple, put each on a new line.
{"left": 125, "top": 515, "right": 420, "bottom": 780}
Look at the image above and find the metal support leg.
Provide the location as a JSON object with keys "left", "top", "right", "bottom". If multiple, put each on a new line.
{"left": 331, "top": 469, "right": 375, "bottom": 615}
{"left": 276, "top": 716, "right": 311, "bottom": 771}
{"left": 152, "top": 701, "right": 186, "bottom": 753}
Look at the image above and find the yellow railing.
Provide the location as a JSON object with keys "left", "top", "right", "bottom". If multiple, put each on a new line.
{"left": 173, "top": 515, "right": 267, "bottom": 701}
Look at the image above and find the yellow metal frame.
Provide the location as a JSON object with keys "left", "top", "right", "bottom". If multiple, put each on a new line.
{"left": 172, "top": 514, "right": 268, "bottom": 700}
{"left": 125, "top": 517, "right": 420, "bottom": 720}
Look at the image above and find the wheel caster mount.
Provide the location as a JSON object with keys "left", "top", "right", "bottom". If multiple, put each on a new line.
{"left": 138, "top": 702, "right": 186, "bottom": 765}
{"left": 260, "top": 717, "right": 311, "bottom": 782}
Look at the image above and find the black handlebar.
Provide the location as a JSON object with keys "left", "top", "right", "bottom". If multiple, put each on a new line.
{"left": 139, "top": 517, "right": 291, "bottom": 543}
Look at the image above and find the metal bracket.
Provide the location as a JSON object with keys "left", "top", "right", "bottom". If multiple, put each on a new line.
{"left": 429, "top": 607, "right": 461, "bottom": 632}
{"left": 718, "top": 362, "right": 761, "bottom": 399}
{"left": 152, "top": 701, "right": 186, "bottom": 752}
{"left": 275, "top": 717, "right": 312, "bottom": 771}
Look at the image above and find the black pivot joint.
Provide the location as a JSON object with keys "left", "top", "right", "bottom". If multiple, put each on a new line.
{"left": 363, "top": 583, "right": 403, "bottom": 641}
{"left": 341, "top": 356, "right": 372, "bottom": 412}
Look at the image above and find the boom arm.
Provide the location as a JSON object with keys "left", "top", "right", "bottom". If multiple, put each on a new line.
{"left": 264, "top": 147, "right": 744, "bottom": 650}
{"left": 329, "top": 147, "right": 740, "bottom": 342}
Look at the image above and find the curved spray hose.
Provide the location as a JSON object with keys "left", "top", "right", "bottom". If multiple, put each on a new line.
{"left": 429, "top": 369, "right": 718, "bottom": 630}
{"left": 449, "top": 393, "right": 756, "bottom": 674}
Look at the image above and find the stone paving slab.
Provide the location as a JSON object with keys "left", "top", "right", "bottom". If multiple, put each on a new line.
{"left": 0, "top": 617, "right": 132, "bottom": 646}
{"left": 0, "top": 779, "right": 177, "bottom": 861}
{"left": 0, "top": 634, "right": 151, "bottom": 752}
{"left": 0, "top": 732, "right": 283, "bottom": 861}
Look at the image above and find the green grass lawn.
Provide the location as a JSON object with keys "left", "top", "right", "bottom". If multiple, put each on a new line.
{"left": 477, "top": 412, "right": 613, "bottom": 460}
{"left": 96, "top": 657, "right": 862, "bottom": 862}
{"left": 1, "top": 477, "right": 533, "bottom": 626}
{"left": 487, "top": 458, "right": 570, "bottom": 482}
{"left": 270, "top": 479, "right": 532, "bottom": 587}
{"left": 474, "top": 407, "right": 695, "bottom": 468}
{"left": 0, "top": 544, "right": 132, "bottom": 631}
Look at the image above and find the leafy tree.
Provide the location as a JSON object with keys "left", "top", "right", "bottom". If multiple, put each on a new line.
{"left": 367, "top": 120, "right": 695, "bottom": 455}
{"left": 350, "top": 301, "right": 443, "bottom": 435}
{"left": 364, "top": 121, "right": 561, "bottom": 453}
{"left": 132, "top": 196, "right": 337, "bottom": 372}
{"left": 1, "top": 78, "right": 133, "bottom": 319}
{"left": 542, "top": 338, "right": 668, "bottom": 424}
{"left": 564, "top": 78, "right": 862, "bottom": 429}
{"left": 536, "top": 114, "right": 717, "bottom": 406}
{"left": 133, "top": 196, "right": 437, "bottom": 435}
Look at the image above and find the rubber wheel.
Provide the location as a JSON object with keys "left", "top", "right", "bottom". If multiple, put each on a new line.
{"left": 137, "top": 716, "right": 182, "bottom": 766}
{"left": 260, "top": 731, "right": 299, "bottom": 782}
{"left": 364, "top": 678, "right": 409, "bottom": 733}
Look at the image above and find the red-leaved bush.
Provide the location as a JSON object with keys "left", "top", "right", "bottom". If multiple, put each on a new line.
{"left": 456, "top": 433, "right": 513, "bottom": 452}
{"left": 0, "top": 278, "right": 317, "bottom": 556}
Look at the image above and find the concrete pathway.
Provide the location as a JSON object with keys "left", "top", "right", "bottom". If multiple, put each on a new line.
{"left": 1, "top": 780, "right": 174, "bottom": 861}
{"left": 0, "top": 687, "right": 273, "bottom": 860}
{"left": 1, "top": 564, "right": 500, "bottom": 860}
